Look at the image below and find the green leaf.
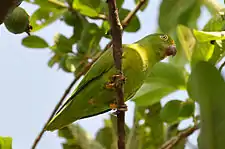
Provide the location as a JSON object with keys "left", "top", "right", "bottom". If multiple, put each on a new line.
{"left": 146, "top": 62, "right": 188, "bottom": 89}
{"left": 22, "top": 35, "right": 49, "bottom": 48}
{"left": 117, "top": 0, "right": 125, "bottom": 9}
{"left": 134, "top": 0, "right": 149, "bottom": 11}
{"left": 203, "top": 9, "right": 225, "bottom": 31}
{"left": 179, "top": 100, "right": 195, "bottom": 118}
{"left": 119, "top": 8, "right": 140, "bottom": 32}
{"left": 209, "top": 40, "right": 225, "bottom": 64}
{"left": 63, "top": 11, "right": 77, "bottom": 26}
{"left": 132, "top": 83, "right": 176, "bottom": 106}
{"left": 132, "top": 62, "right": 187, "bottom": 106}
{"left": 193, "top": 30, "right": 225, "bottom": 42}
{"left": 73, "top": 0, "right": 99, "bottom": 17}
{"left": 53, "top": 33, "right": 73, "bottom": 53}
{"left": 30, "top": 7, "right": 67, "bottom": 32}
{"left": 160, "top": 100, "right": 182, "bottom": 123}
{"left": 77, "top": 23, "right": 102, "bottom": 55}
{"left": 34, "top": 0, "right": 67, "bottom": 9}
{"left": 159, "top": 0, "right": 200, "bottom": 33}
{"left": 178, "top": 0, "right": 201, "bottom": 29}
{"left": 60, "top": 55, "right": 79, "bottom": 72}
{"left": 187, "top": 61, "right": 225, "bottom": 149}
{"left": 58, "top": 124, "right": 104, "bottom": 149}
{"left": 0, "top": 136, "right": 12, "bottom": 149}
{"left": 191, "top": 42, "right": 214, "bottom": 67}
{"left": 127, "top": 103, "right": 164, "bottom": 149}
{"left": 48, "top": 54, "right": 62, "bottom": 68}
{"left": 176, "top": 25, "right": 196, "bottom": 61}
{"left": 95, "top": 127, "right": 114, "bottom": 149}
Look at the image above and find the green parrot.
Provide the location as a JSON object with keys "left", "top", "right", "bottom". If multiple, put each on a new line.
{"left": 46, "top": 33, "right": 177, "bottom": 131}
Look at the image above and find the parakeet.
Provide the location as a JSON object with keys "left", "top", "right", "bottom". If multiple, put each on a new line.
{"left": 46, "top": 33, "right": 177, "bottom": 131}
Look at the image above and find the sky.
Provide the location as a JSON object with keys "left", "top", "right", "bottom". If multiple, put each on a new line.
{"left": 0, "top": 0, "right": 221, "bottom": 149}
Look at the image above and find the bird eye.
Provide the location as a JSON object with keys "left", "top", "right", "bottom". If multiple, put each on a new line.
{"left": 160, "top": 35, "right": 168, "bottom": 41}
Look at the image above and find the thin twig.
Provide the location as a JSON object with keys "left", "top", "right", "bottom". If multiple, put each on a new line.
{"left": 107, "top": 1, "right": 125, "bottom": 149}
{"left": 122, "top": 0, "right": 147, "bottom": 28}
{"left": 160, "top": 124, "right": 200, "bottom": 149}
{"left": 31, "top": 0, "right": 146, "bottom": 148}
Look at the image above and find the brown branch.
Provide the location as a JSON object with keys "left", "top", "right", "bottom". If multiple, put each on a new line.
{"left": 160, "top": 124, "right": 200, "bottom": 149}
{"left": 31, "top": 59, "right": 96, "bottom": 149}
{"left": 107, "top": 1, "right": 125, "bottom": 149}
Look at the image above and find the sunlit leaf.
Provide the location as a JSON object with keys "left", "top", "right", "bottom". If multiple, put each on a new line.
{"left": 191, "top": 42, "right": 214, "bottom": 67}
{"left": 203, "top": 9, "right": 225, "bottom": 31}
{"left": 0, "top": 136, "right": 12, "bottom": 149}
{"left": 193, "top": 30, "right": 225, "bottom": 42}
{"left": 176, "top": 25, "right": 196, "bottom": 61}
{"left": 30, "top": 7, "right": 66, "bottom": 32}
{"left": 73, "top": 0, "right": 100, "bottom": 17}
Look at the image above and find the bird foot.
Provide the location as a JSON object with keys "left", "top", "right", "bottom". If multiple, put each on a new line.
{"left": 105, "top": 74, "right": 126, "bottom": 89}
{"left": 110, "top": 103, "right": 128, "bottom": 113}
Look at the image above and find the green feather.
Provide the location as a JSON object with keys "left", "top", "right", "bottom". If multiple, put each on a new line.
{"left": 45, "top": 33, "right": 176, "bottom": 131}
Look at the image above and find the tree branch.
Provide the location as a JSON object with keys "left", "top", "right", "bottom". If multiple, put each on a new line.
{"left": 160, "top": 124, "right": 200, "bottom": 149}
{"left": 31, "top": 0, "right": 147, "bottom": 148}
{"left": 107, "top": 1, "right": 125, "bottom": 149}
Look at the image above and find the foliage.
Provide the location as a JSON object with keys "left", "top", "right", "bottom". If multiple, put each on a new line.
{"left": 0, "top": 136, "right": 12, "bottom": 149}
{"left": 1, "top": 0, "right": 225, "bottom": 148}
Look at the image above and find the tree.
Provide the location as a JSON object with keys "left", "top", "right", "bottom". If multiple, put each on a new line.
{"left": 0, "top": 0, "right": 225, "bottom": 149}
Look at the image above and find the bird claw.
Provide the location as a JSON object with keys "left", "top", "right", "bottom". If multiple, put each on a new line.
{"left": 105, "top": 74, "right": 126, "bottom": 89}
{"left": 110, "top": 103, "right": 128, "bottom": 116}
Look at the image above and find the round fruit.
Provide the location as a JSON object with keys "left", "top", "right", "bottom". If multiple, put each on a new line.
{"left": 63, "top": 11, "right": 77, "bottom": 26}
{"left": 4, "top": 7, "right": 29, "bottom": 34}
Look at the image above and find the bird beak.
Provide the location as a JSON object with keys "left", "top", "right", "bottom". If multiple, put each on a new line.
{"left": 166, "top": 45, "right": 177, "bottom": 57}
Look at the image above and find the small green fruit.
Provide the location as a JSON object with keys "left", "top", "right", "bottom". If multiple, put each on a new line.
{"left": 4, "top": 7, "right": 30, "bottom": 34}
{"left": 63, "top": 11, "right": 76, "bottom": 26}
